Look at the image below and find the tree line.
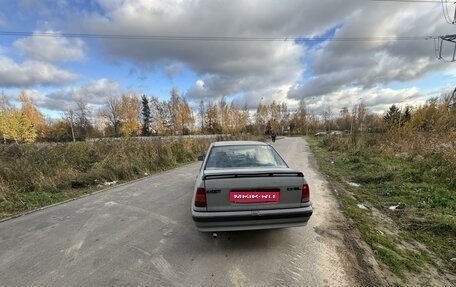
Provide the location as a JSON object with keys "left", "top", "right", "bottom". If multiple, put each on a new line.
{"left": 0, "top": 88, "right": 454, "bottom": 143}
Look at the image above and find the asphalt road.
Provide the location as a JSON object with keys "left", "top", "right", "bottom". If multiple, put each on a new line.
{"left": 0, "top": 137, "right": 359, "bottom": 287}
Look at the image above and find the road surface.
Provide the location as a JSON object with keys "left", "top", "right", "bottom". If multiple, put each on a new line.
{"left": 0, "top": 137, "right": 379, "bottom": 287}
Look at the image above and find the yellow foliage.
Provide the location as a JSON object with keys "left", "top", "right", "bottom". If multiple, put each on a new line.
{"left": 0, "top": 109, "right": 37, "bottom": 143}
{"left": 408, "top": 97, "right": 455, "bottom": 132}
{"left": 19, "top": 91, "right": 46, "bottom": 137}
{"left": 119, "top": 94, "right": 140, "bottom": 137}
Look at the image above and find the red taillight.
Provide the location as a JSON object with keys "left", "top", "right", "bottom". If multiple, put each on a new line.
{"left": 301, "top": 184, "right": 310, "bottom": 202}
{"left": 195, "top": 187, "right": 207, "bottom": 207}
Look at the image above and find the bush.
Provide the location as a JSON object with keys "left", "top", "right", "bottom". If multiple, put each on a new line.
{"left": 320, "top": 132, "right": 456, "bottom": 189}
{"left": 0, "top": 137, "right": 221, "bottom": 217}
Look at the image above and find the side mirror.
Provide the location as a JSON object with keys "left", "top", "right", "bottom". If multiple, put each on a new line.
{"left": 197, "top": 155, "right": 205, "bottom": 161}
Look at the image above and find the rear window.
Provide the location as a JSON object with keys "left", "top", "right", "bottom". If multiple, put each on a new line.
{"left": 205, "top": 145, "right": 287, "bottom": 169}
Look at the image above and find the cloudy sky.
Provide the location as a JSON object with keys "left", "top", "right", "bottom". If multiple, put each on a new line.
{"left": 0, "top": 0, "right": 455, "bottom": 118}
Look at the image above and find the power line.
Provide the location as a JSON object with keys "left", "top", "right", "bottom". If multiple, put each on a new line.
{"left": 0, "top": 30, "right": 434, "bottom": 42}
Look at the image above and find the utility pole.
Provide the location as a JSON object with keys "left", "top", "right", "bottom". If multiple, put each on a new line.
{"left": 67, "top": 104, "right": 76, "bottom": 142}
{"left": 442, "top": 1, "right": 456, "bottom": 24}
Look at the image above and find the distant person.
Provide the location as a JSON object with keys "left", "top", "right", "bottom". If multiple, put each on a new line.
{"left": 271, "top": 131, "right": 276, "bottom": 142}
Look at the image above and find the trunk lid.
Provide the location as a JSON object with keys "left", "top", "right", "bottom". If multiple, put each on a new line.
{"left": 203, "top": 168, "right": 304, "bottom": 211}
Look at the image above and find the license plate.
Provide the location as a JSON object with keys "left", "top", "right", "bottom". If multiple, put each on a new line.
{"left": 230, "top": 191, "right": 280, "bottom": 203}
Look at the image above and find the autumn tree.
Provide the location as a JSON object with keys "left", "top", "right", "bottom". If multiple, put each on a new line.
{"left": 337, "top": 107, "right": 352, "bottom": 131}
{"left": 255, "top": 100, "right": 269, "bottom": 134}
{"left": 19, "top": 91, "right": 46, "bottom": 140}
{"left": 269, "top": 101, "right": 281, "bottom": 133}
{"left": 0, "top": 109, "right": 36, "bottom": 143}
{"left": 356, "top": 103, "right": 367, "bottom": 132}
{"left": 0, "top": 109, "right": 10, "bottom": 143}
{"left": 0, "top": 92, "right": 42, "bottom": 143}
{"left": 179, "top": 97, "right": 194, "bottom": 135}
{"left": 46, "top": 119, "right": 75, "bottom": 142}
{"left": 307, "top": 113, "right": 319, "bottom": 134}
{"left": 365, "top": 113, "right": 384, "bottom": 133}
{"left": 218, "top": 97, "right": 231, "bottom": 133}
{"left": 230, "top": 102, "right": 249, "bottom": 134}
{"left": 150, "top": 96, "right": 171, "bottom": 135}
{"left": 290, "top": 99, "right": 307, "bottom": 134}
{"left": 169, "top": 88, "right": 181, "bottom": 135}
{"left": 205, "top": 102, "right": 221, "bottom": 134}
{"left": 407, "top": 97, "right": 454, "bottom": 132}
{"left": 0, "top": 94, "right": 12, "bottom": 143}
{"left": 118, "top": 94, "right": 140, "bottom": 137}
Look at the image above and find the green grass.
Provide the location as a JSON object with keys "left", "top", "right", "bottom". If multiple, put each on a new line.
{"left": 0, "top": 189, "right": 93, "bottom": 218}
{"left": 307, "top": 134, "right": 455, "bottom": 281}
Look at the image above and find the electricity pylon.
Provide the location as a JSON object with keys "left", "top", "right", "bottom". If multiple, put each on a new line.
{"left": 435, "top": 34, "right": 456, "bottom": 62}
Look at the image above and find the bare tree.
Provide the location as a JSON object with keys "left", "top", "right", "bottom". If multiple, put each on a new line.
{"left": 100, "top": 96, "right": 121, "bottom": 136}
{"left": 74, "top": 97, "right": 93, "bottom": 139}
{"left": 279, "top": 103, "right": 290, "bottom": 135}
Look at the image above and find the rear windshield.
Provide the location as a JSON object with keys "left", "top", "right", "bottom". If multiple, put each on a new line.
{"left": 205, "top": 145, "right": 287, "bottom": 170}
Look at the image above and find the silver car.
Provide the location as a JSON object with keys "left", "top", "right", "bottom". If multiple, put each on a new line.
{"left": 191, "top": 141, "right": 313, "bottom": 232}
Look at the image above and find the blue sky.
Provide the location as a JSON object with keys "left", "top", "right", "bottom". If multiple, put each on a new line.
{"left": 0, "top": 0, "right": 455, "bottom": 119}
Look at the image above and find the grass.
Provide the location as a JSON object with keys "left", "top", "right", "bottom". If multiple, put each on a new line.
{"left": 0, "top": 135, "right": 257, "bottom": 219}
{"left": 307, "top": 133, "right": 455, "bottom": 283}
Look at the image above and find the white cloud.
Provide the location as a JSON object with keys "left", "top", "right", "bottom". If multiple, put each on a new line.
{"left": 164, "top": 63, "right": 184, "bottom": 78}
{"left": 4, "top": 0, "right": 455, "bottom": 115}
{"left": 3, "top": 79, "right": 123, "bottom": 114}
{"left": 79, "top": 0, "right": 317, "bottom": 104}
{"left": 288, "top": 2, "right": 453, "bottom": 102}
{"left": 43, "top": 79, "right": 122, "bottom": 111}
{"left": 300, "top": 86, "right": 426, "bottom": 116}
{"left": 74, "top": 0, "right": 453, "bottom": 110}
{"left": 14, "top": 30, "right": 86, "bottom": 62}
{"left": 0, "top": 56, "right": 78, "bottom": 87}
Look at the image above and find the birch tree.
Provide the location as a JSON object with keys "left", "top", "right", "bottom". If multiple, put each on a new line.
{"left": 119, "top": 94, "right": 140, "bottom": 137}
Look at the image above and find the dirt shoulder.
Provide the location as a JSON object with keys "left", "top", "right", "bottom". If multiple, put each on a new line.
{"left": 304, "top": 140, "right": 389, "bottom": 287}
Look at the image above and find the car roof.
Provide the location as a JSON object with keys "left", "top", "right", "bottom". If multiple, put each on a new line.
{"left": 212, "top": 141, "right": 269, "bottom": 147}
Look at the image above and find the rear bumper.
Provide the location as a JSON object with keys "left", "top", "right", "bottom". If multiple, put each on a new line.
{"left": 192, "top": 205, "right": 313, "bottom": 232}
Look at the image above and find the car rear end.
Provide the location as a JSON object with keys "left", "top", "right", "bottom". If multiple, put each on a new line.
{"left": 191, "top": 141, "right": 313, "bottom": 232}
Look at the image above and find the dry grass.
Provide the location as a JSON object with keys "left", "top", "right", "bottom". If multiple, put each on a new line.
{"left": 0, "top": 136, "right": 255, "bottom": 218}
{"left": 308, "top": 131, "right": 456, "bottom": 284}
